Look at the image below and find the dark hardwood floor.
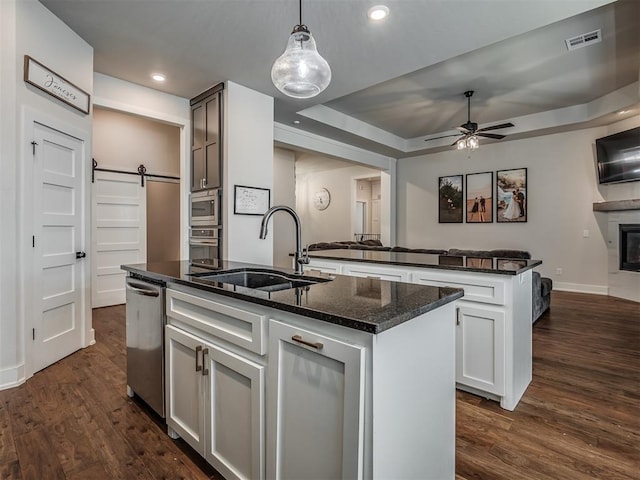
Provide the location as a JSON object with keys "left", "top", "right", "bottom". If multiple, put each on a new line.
{"left": 1, "top": 291, "right": 638, "bottom": 479}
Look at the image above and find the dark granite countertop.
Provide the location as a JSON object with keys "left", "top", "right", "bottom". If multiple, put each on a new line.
{"left": 122, "top": 260, "right": 463, "bottom": 334}
{"left": 308, "top": 249, "right": 542, "bottom": 275}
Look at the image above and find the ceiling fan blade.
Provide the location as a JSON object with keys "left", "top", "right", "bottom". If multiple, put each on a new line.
{"left": 455, "top": 126, "right": 471, "bottom": 133}
{"left": 476, "top": 122, "right": 514, "bottom": 132}
{"left": 477, "top": 132, "right": 506, "bottom": 140}
{"left": 424, "top": 134, "right": 462, "bottom": 142}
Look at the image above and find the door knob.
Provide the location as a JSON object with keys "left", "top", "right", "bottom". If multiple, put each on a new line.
{"left": 75, "top": 251, "right": 86, "bottom": 259}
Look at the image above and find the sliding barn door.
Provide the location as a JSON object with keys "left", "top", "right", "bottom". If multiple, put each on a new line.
{"left": 91, "top": 171, "right": 146, "bottom": 307}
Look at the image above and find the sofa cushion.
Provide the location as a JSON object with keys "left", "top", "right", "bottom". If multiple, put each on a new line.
{"left": 540, "top": 277, "right": 553, "bottom": 297}
{"left": 391, "top": 246, "right": 448, "bottom": 254}
{"left": 358, "top": 239, "right": 383, "bottom": 246}
{"left": 447, "top": 249, "right": 493, "bottom": 258}
{"left": 490, "top": 249, "right": 531, "bottom": 259}
{"left": 348, "top": 245, "right": 391, "bottom": 251}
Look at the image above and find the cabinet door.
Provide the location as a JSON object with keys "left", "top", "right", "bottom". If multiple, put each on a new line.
{"left": 456, "top": 305, "right": 505, "bottom": 395}
{"left": 165, "top": 325, "right": 205, "bottom": 455}
{"left": 267, "top": 319, "right": 365, "bottom": 480}
{"left": 204, "top": 344, "right": 265, "bottom": 480}
{"left": 204, "top": 94, "right": 221, "bottom": 189}
{"left": 191, "top": 103, "right": 206, "bottom": 191}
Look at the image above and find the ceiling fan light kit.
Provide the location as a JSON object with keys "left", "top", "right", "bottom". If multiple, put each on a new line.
{"left": 271, "top": 0, "right": 332, "bottom": 99}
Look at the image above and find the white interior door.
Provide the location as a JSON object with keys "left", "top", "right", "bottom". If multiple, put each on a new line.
{"left": 92, "top": 171, "right": 146, "bottom": 307}
{"left": 371, "top": 199, "right": 380, "bottom": 234}
{"left": 32, "top": 122, "right": 85, "bottom": 373}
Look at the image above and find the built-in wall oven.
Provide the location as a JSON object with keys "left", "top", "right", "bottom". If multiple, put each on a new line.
{"left": 190, "top": 227, "right": 220, "bottom": 264}
{"left": 190, "top": 189, "right": 219, "bottom": 226}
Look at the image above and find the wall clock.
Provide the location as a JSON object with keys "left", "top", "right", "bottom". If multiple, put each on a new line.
{"left": 313, "top": 188, "right": 331, "bottom": 211}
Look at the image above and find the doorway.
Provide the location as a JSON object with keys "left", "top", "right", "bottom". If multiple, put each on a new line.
{"left": 91, "top": 107, "right": 181, "bottom": 307}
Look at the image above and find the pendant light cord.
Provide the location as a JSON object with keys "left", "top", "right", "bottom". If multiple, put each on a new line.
{"left": 299, "top": 0, "right": 302, "bottom": 26}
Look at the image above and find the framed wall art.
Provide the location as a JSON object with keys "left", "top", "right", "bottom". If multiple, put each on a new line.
{"left": 496, "top": 168, "right": 527, "bottom": 223}
{"left": 465, "top": 171, "right": 493, "bottom": 223}
{"left": 233, "top": 185, "right": 270, "bottom": 215}
{"left": 438, "top": 175, "right": 463, "bottom": 223}
{"left": 23, "top": 56, "right": 90, "bottom": 114}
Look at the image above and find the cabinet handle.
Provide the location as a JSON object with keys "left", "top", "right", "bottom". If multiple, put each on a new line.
{"left": 195, "top": 345, "right": 202, "bottom": 372}
{"left": 456, "top": 307, "right": 460, "bottom": 326}
{"left": 202, "top": 348, "right": 209, "bottom": 376}
{"left": 291, "top": 335, "right": 324, "bottom": 350}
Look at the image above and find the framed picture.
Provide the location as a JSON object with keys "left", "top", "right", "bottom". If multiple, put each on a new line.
{"left": 466, "top": 257, "right": 493, "bottom": 269}
{"left": 496, "top": 168, "right": 527, "bottom": 223}
{"left": 23, "top": 56, "right": 90, "bottom": 114}
{"left": 233, "top": 185, "right": 270, "bottom": 215}
{"left": 497, "top": 259, "right": 528, "bottom": 271}
{"left": 438, "top": 175, "right": 463, "bottom": 223}
{"left": 465, "top": 172, "right": 493, "bottom": 223}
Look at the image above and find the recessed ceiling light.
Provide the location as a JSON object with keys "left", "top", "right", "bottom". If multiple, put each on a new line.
{"left": 151, "top": 73, "right": 166, "bottom": 82}
{"left": 617, "top": 109, "right": 631, "bottom": 115}
{"left": 367, "top": 5, "right": 389, "bottom": 21}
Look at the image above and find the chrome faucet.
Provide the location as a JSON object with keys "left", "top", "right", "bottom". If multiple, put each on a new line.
{"left": 259, "top": 205, "right": 309, "bottom": 275}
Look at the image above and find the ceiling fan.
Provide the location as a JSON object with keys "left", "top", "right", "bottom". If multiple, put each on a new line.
{"left": 425, "top": 90, "right": 514, "bottom": 149}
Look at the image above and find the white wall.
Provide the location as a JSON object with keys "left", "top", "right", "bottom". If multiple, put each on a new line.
{"left": 273, "top": 148, "right": 296, "bottom": 268}
{"left": 1, "top": 0, "right": 93, "bottom": 389}
{"left": 0, "top": 0, "right": 19, "bottom": 389}
{"left": 223, "top": 81, "right": 274, "bottom": 264}
{"left": 296, "top": 153, "right": 383, "bottom": 245}
{"left": 396, "top": 116, "right": 640, "bottom": 294}
{"left": 93, "top": 107, "right": 180, "bottom": 176}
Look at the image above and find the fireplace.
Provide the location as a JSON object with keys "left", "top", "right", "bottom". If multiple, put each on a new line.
{"left": 619, "top": 224, "right": 640, "bottom": 272}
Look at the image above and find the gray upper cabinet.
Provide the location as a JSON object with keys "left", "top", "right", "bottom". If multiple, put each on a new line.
{"left": 191, "top": 84, "right": 223, "bottom": 191}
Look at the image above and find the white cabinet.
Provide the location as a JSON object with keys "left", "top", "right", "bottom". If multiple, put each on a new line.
{"left": 456, "top": 305, "right": 505, "bottom": 395}
{"left": 266, "top": 319, "right": 366, "bottom": 480}
{"left": 165, "top": 292, "right": 266, "bottom": 480}
{"left": 309, "top": 256, "right": 532, "bottom": 410}
{"left": 163, "top": 282, "right": 456, "bottom": 478}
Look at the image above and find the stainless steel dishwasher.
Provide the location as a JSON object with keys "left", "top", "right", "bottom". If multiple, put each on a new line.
{"left": 125, "top": 276, "right": 165, "bottom": 417}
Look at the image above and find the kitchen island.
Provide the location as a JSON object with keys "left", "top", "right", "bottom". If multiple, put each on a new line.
{"left": 122, "top": 260, "right": 463, "bottom": 480}
{"left": 305, "top": 249, "right": 542, "bottom": 411}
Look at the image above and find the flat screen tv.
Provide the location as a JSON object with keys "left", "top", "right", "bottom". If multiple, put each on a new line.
{"left": 595, "top": 127, "right": 640, "bottom": 184}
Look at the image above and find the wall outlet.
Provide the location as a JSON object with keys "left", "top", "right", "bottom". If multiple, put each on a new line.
{"left": 556, "top": 268, "right": 563, "bottom": 275}
{"left": 583, "top": 229, "right": 590, "bottom": 238}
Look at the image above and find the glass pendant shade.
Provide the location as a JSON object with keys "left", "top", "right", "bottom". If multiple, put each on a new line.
{"left": 271, "top": 27, "right": 332, "bottom": 99}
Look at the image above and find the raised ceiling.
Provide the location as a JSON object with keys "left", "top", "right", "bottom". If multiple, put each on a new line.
{"left": 39, "top": 0, "right": 639, "bottom": 158}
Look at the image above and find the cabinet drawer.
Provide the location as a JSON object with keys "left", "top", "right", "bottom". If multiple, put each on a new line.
{"left": 306, "top": 259, "right": 341, "bottom": 274}
{"left": 167, "top": 288, "right": 267, "bottom": 355}
{"left": 410, "top": 270, "right": 506, "bottom": 305}
{"left": 341, "top": 263, "right": 409, "bottom": 282}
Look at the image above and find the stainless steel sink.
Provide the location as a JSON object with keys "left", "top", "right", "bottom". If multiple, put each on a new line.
{"left": 190, "top": 268, "right": 332, "bottom": 292}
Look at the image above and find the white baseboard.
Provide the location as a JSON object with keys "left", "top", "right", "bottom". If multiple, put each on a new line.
{"left": 0, "top": 364, "right": 25, "bottom": 391}
{"left": 553, "top": 282, "right": 609, "bottom": 295}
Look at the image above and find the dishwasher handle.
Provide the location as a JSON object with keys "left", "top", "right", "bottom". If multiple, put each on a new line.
{"left": 126, "top": 281, "right": 160, "bottom": 297}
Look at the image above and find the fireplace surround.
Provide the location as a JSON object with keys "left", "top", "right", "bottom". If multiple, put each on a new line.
{"left": 619, "top": 224, "right": 640, "bottom": 272}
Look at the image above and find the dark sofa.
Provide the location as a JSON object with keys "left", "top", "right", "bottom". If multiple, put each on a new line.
{"left": 307, "top": 241, "right": 552, "bottom": 322}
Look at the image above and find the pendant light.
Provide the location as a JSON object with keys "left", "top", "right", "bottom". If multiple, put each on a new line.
{"left": 271, "top": 0, "right": 331, "bottom": 99}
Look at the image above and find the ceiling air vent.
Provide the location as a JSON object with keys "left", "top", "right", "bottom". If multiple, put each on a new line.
{"left": 565, "top": 29, "right": 602, "bottom": 51}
